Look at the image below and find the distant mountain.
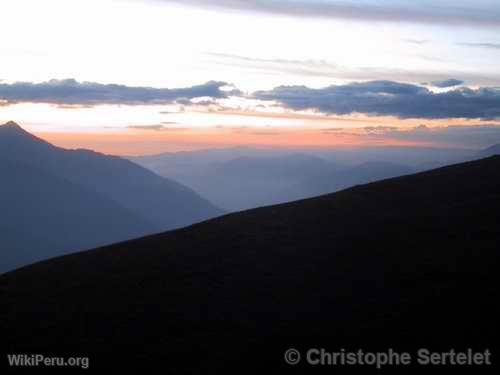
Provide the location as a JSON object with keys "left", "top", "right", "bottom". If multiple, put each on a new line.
{"left": 478, "top": 143, "right": 500, "bottom": 158}
{"left": 216, "top": 154, "right": 333, "bottom": 180}
{"left": 130, "top": 146, "right": 256, "bottom": 174}
{"left": 196, "top": 154, "right": 336, "bottom": 210}
{"left": 2, "top": 156, "right": 499, "bottom": 371}
{"left": 318, "top": 146, "right": 476, "bottom": 174}
{"left": 0, "top": 122, "right": 222, "bottom": 272}
{"left": 338, "top": 161, "right": 415, "bottom": 183}
{"left": 133, "top": 152, "right": 338, "bottom": 211}
{"left": 131, "top": 145, "right": 475, "bottom": 172}
{"left": 0, "top": 122, "right": 222, "bottom": 228}
{"left": 129, "top": 147, "right": 322, "bottom": 189}
{"left": 286, "top": 161, "right": 415, "bottom": 200}
{"left": 132, "top": 151, "right": 415, "bottom": 212}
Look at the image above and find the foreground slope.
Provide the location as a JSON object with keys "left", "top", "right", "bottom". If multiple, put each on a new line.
{"left": 2, "top": 156, "right": 500, "bottom": 371}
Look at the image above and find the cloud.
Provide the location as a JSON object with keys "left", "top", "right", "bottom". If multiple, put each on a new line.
{"left": 206, "top": 52, "right": 500, "bottom": 86}
{"left": 363, "top": 126, "right": 399, "bottom": 133}
{"left": 159, "top": 109, "right": 185, "bottom": 114}
{"left": 56, "top": 104, "right": 95, "bottom": 109}
{"left": 0, "top": 79, "right": 236, "bottom": 106}
{"left": 362, "top": 124, "right": 500, "bottom": 148}
{"left": 253, "top": 81, "right": 500, "bottom": 120}
{"left": 206, "top": 52, "right": 343, "bottom": 78}
{"left": 250, "top": 131, "right": 282, "bottom": 136}
{"left": 415, "top": 124, "right": 430, "bottom": 130}
{"left": 403, "top": 39, "right": 430, "bottom": 45}
{"left": 320, "top": 124, "right": 500, "bottom": 148}
{"left": 321, "top": 127, "right": 346, "bottom": 133}
{"left": 457, "top": 42, "right": 500, "bottom": 50}
{"left": 430, "top": 79, "right": 464, "bottom": 88}
{"left": 127, "top": 124, "right": 191, "bottom": 131}
{"left": 152, "top": 0, "right": 500, "bottom": 28}
{"left": 128, "top": 125, "right": 166, "bottom": 131}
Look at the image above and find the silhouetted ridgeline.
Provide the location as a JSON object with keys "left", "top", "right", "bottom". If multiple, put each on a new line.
{"left": 0, "top": 122, "right": 223, "bottom": 272}
{"left": 478, "top": 143, "right": 500, "bottom": 158}
{"left": 2, "top": 156, "right": 499, "bottom": 371}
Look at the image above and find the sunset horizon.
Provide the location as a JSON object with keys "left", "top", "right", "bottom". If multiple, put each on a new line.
{"left": 1, "top": 0, "right": 500, "bottom": 155}
{"left": 2, "top": 1, "right": 500, "bottom": 372}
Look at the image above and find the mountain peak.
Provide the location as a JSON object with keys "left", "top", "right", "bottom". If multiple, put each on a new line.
{"left": 0, "top": 121, "right": 28, "bottom": 135}
{"left": 2, "top": 121, "right": 22, "bottom": 128}
{"left": 0, "top": 121, "right": 51, "bottom": 148}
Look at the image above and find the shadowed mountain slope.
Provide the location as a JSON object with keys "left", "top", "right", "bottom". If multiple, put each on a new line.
{"left": 478, "top": 143, "right": 500, "bottom": 158}
{"left": 0, "top": 122, "right": 222, "bottom": 272}
{"left": 284, "top": 161, "right": 415, "bottom": 201}
{"left": 0, "top": 122, "right": 223, "bottom": 230}
{"left": 0, "top": 158, "right": 153, "bottom": 272}
{"left": 2, "top": 156, "right": 499, "bottom": 371}
{"left": 181, "top": 154, "right": 336, "bottom": 211}
{"left": 132, "top": 151, "right": 416, "bottom": 212}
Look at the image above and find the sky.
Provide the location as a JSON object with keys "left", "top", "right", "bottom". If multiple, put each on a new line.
{"left": 1, "top": 0, "right": 500, "bottom": 154}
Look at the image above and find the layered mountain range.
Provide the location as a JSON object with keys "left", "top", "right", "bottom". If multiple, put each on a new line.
{"left": 2, "top": 155, "right": 499, "bottom": 371}
{"left": 0, "top": 122, "right": 222, "bottom": 272}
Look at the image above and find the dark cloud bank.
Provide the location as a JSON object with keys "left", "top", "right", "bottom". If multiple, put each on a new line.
{"left": 254, "top": 81, "right": 500, "bottom": 120}
{"left": 430, "top": 79, "right": 464, "bottom": 88}
{"left": 0, "top": 79, "right": 236, "bottom": 106}
{"left": 2, "top": 78, "right": 500, "bottom": 121}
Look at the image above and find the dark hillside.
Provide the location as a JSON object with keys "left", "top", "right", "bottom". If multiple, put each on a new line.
{"left": 2, "top": 156, "right": 499, "bottom": 371}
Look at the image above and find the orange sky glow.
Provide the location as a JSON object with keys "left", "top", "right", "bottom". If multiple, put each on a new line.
{"left": 32, "top": 125, "right": 446, "bottom": 156}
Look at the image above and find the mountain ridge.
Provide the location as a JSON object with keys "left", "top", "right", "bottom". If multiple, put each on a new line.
{"left": 479, "top": 143, "right": 500, "bottom": 158}
{"left": 0, "top": 122, "right": 223, "bottom": 272}
{"left": 0, "top": 122, "right": 223, "bottom": 229}
{"left": 2, "top": 155, "right": 499, "bottom": 371}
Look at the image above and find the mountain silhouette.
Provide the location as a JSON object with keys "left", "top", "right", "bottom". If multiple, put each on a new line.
{"left": 188, "top": 154, "right": 336, "bottom": 211}
{"left": 0, "top": 122, "right": 223, "bottom": 272}
{"left": 285, "top": 161, "right": 415, "bottom": 200}
{"left": 0, "top": 122, "right": 222, "bottom": 228}
{"left": 217, "top": 154, "right": 333, "bottom": 180}
{"left": 2, "top": 156, "right": 499, "bottom": 371}
{"left": 0, "top": 158, "right": 153, "bottom": 272}
{"left": 133, "top": 151, "right": 416, "bottom": 211}
{"left": 478, "top": 143, "right": 500, "bottom": 158}
{"left": 131, "top": 150, "right": 336, "bottom": 211}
